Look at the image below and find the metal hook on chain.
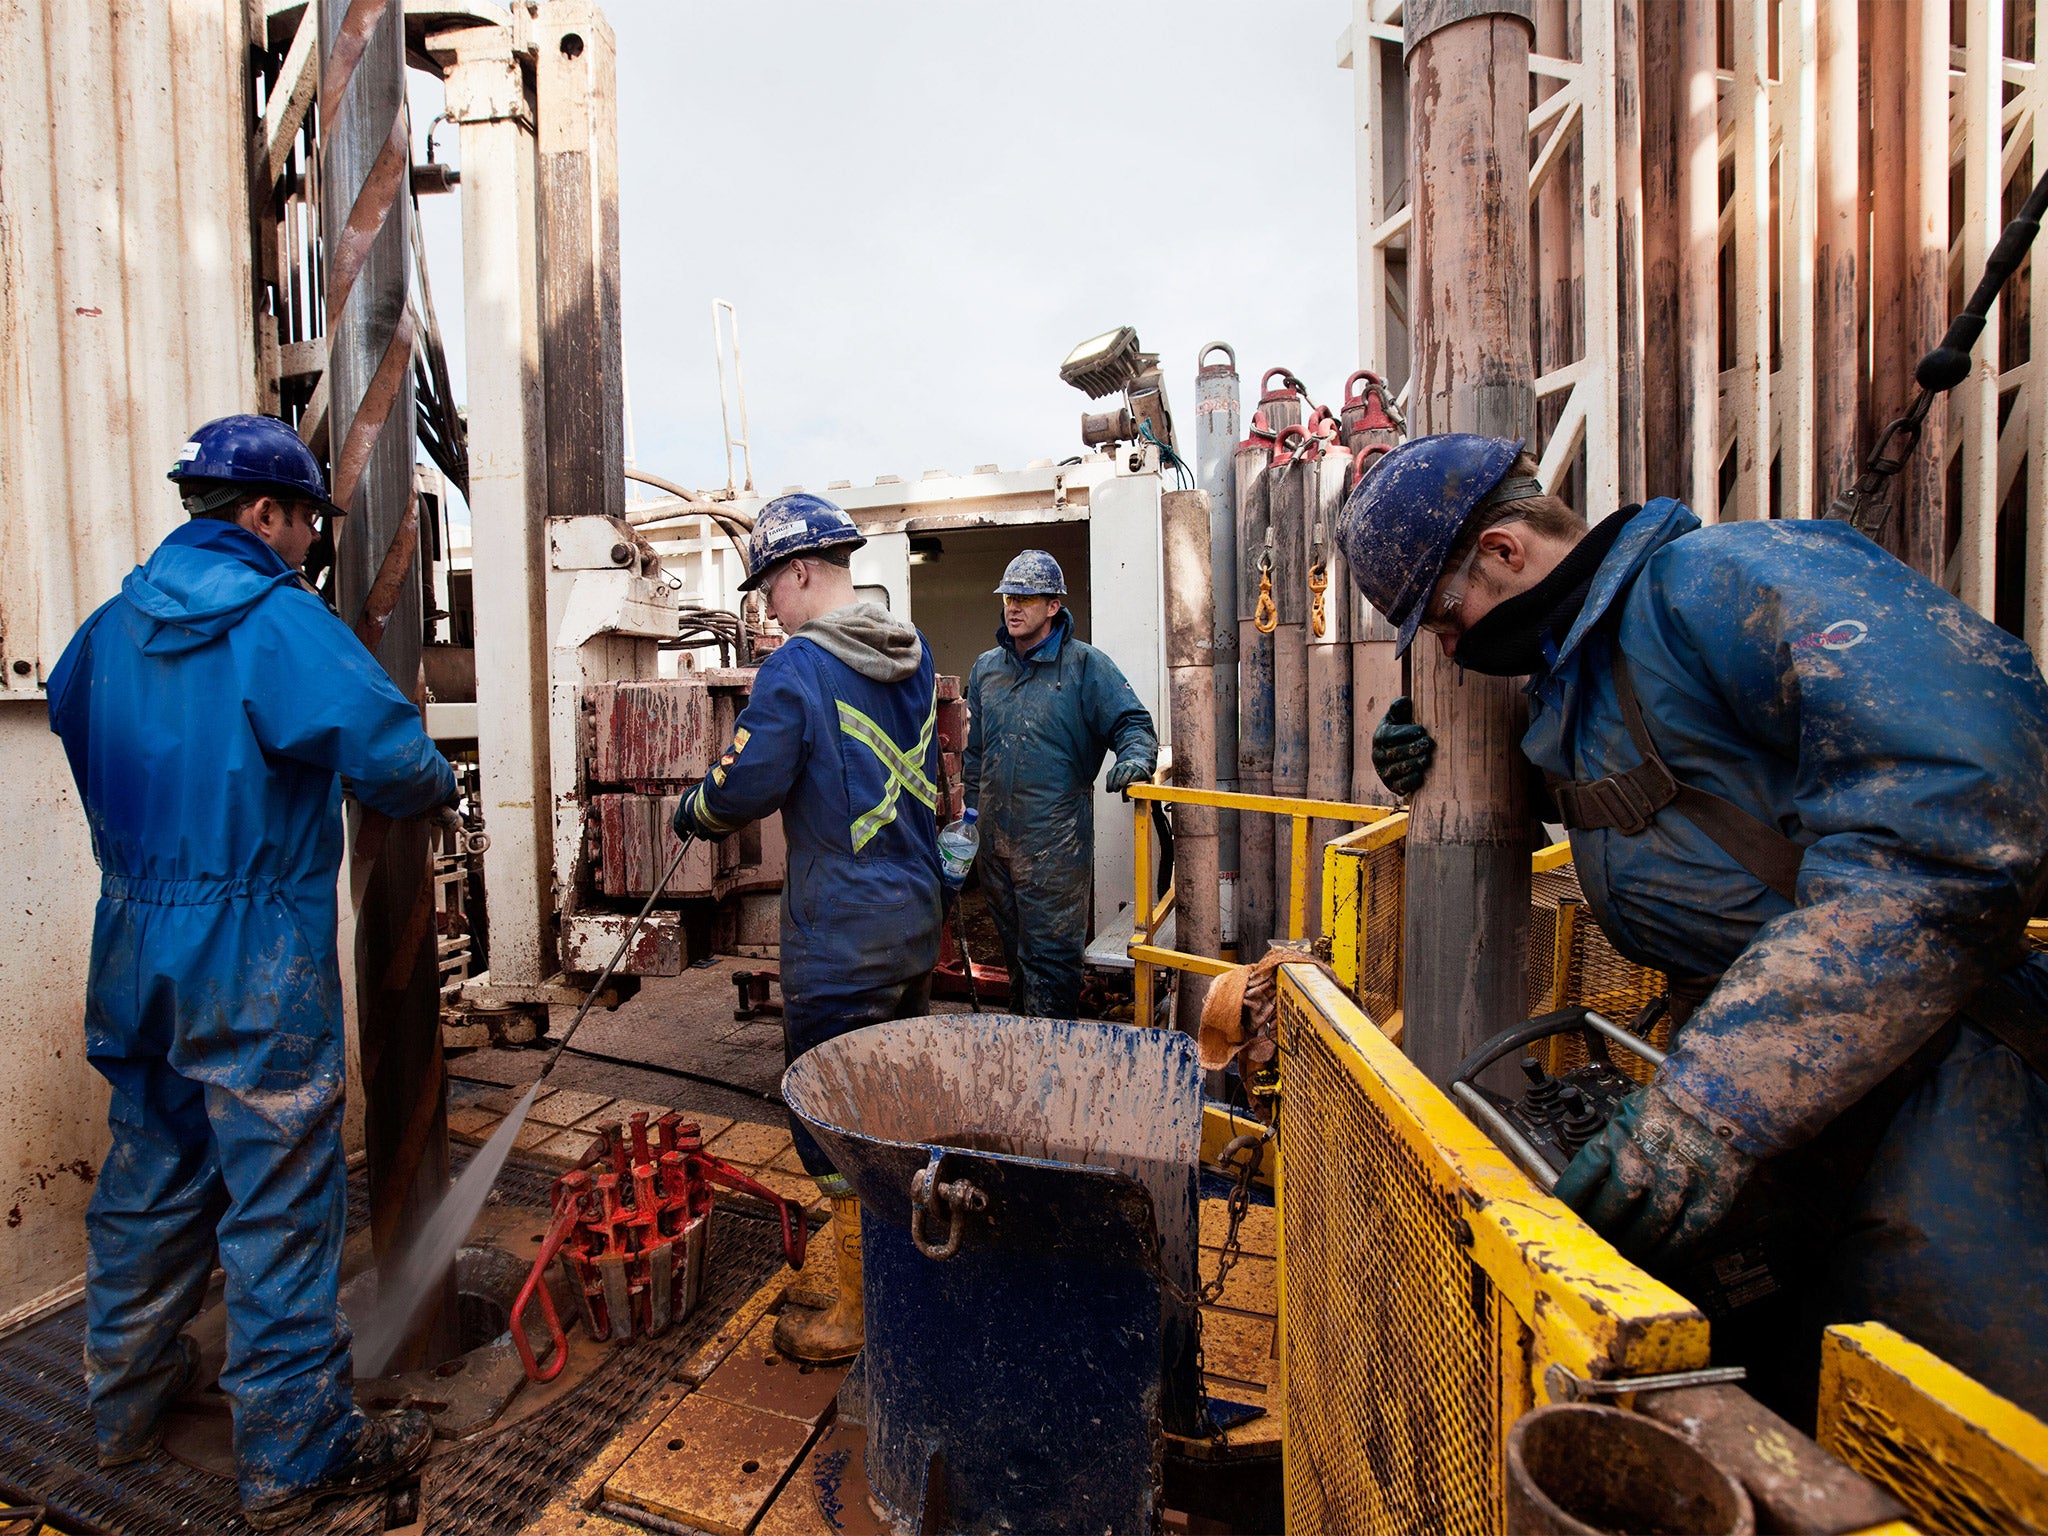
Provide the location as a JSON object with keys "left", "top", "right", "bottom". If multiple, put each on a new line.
{"left": 1254, "top": 550, "right": 1278, "bottom": 634}
{"left": 909, "top": 1162, "right": 987, "bottom": 1262}
{"left": 1308, "top": 563, "right": 1329, "bottom": 639}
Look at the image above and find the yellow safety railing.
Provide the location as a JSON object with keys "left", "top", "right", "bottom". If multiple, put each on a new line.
{"left": 1819, "top": 1321, "right": 2048, "bottom": 1534}
{"left": 1124, "top": 782, "right": 1397, "bottom": 1025}
{"left": 1275, "top": 963, "right": 1708, "bottom": 1534}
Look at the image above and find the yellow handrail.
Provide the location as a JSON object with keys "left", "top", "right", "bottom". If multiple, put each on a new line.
{"left": 1125, "top": 782, "right": 1396, "bottom": 1025}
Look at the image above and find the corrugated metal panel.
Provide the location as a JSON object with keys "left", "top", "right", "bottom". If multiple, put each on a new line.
{"left": 0, "top": 0, "right": 253, "bottom": 1326}
{"left": 0, "top": 0, "right": 256, "bottom": 694}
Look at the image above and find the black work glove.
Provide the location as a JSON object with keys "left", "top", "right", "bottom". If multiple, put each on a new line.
{"left": 1371, "top": 696, "right": 1435, "bottom": 797}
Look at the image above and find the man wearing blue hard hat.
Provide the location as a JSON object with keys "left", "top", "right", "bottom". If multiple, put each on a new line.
{"left": 673, "top": 492, "right": 943, "bottom": 1364}
{"left": 45, "top": 414, "right": 455, "bottom": 1525}
{"left": 963, "top": 550, "right": 1158, "bottom": 1019}
{"left": 1339, "top": 433, "right": 2048, "bottom": 1417}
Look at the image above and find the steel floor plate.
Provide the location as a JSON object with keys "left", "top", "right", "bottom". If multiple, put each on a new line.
{"left": 0, "top": 1148, "right": 789, "bottom": 1535}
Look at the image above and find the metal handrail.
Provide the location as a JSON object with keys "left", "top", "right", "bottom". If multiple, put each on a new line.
{"left": 1125, "top": 783, "right": 1397, "bottom": 1024}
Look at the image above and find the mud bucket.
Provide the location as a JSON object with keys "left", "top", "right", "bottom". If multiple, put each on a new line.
{"left": 782, "top": 1014, "right": 1205, "bottom": 1534}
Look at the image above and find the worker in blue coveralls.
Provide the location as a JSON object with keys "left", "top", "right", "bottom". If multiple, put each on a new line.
{"left": 1340, "top": 433, "right": 2048, "bottom": 1421}
{"left": 963, "top": 551, "right": 1159, "bottom": 1020}
{"left": 45, "top": 415, "right": 454, "bottom": 1528}
{"left": 673, "top": 493, "right": 943, "bottom": 1365}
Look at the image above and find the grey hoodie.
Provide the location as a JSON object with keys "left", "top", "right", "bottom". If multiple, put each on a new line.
{"left": 794, "top": 601, "right": 923, "bottom": 682}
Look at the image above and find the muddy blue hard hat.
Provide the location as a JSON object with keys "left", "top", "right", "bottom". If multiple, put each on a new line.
{"left": 1336, "top": 433, "right": 1525, "bottom": 655}
{"left": 739, "top": 492, "right": 867, "bottom": 591}
{"left": 994, "top": 549, "right": 1066, "bottom": 597}
{"left": 168, "top": 413, "right": 348, "bottom": 519}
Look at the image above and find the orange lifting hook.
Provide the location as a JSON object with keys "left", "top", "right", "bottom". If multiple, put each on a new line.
{"left": 1309, "top": 563, "right": 1329, "bottom": 638}
{"left": 1255, "top": 554, "right": 1278, "bottom": 634}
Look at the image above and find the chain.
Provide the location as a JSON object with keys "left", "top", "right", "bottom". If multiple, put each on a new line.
{"left": 1144, "top": 1126, "right": 1277, "bottom": 1448}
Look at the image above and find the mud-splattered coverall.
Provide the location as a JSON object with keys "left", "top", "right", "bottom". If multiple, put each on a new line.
{"left": 45, "top": 520, "right": 455, "bottom": 1501}
{"left": 675, "top": 623, "right": 944, "bottom": 1176}
{"left": 1524, "top": 497, "right": 2048, "bottom": 1414}
{"left": 963, "top": 608, "right": 1159, "bottom": 1018}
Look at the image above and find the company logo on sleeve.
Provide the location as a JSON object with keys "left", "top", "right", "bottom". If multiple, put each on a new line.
{"left": 1791, "top": 618, "right": 1868, "bottom": 653}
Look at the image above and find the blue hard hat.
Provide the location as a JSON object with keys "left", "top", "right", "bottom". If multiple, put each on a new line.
{"left": 1336, "top": 433, "right": 1523, "bottom": 655}
{"left": 739, "top": 492, "right": 866, "bottom": 591}
{"left": 994, "top": 550, "right": 1066, "bottom": 597}
{"left": 167, "top": 413, "right": 347, "bottom": 518}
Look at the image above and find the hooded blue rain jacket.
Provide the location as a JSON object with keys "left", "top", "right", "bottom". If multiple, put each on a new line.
{"left": 675, "top": 605, "right": 945, "bottom": 1175}
{"left": 963, "top": 609, "right": 1158, "bottom": 1018}
{"left": 45, "top": 520, "right": 454, "bottom": 1502}
{"left": 1524, "top": 499, "right": 2048, "bottom": 1412}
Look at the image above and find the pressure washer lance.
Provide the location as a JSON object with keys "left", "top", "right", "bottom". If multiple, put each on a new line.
{"left": 1829, "top": 162, "right": 2048, "bottom": 538}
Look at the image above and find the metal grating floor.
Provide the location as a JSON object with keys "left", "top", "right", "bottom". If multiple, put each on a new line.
{"left": 0, "top": 1148, "right": 789, "bottom": 1535}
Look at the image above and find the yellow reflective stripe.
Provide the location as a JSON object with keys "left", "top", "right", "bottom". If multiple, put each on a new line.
{"left": 836, "top": 700, "right": 938, "bottom": 807}
{"left": 837, "top": 690, "right": 938, "bottom": 850}
{"left": 683, "top": 782, "right": 739, "bottom": 836}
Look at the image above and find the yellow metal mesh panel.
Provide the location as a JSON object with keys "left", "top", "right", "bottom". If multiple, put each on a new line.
{"left": 1531, "top": 867, "right": 1668, "bottom": 1084}
{"left": 1280, "top": 985, "right": 1507, "bottom": 1535}
{"left": 1354, "top": 840, "right": 1404, "bottom": 1029}
{"left": 1818, "top": 1322, "right": 2048, "bottom": 1536}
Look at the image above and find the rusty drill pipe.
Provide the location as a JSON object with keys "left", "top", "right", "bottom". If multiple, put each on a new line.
{"left": 1161, "top": 490, "right": 1220, "bottom": 1025}
{"left": 1306, "top": 437, "right": 1354, "bottom": 935}
{"left": 1234, "top": 425, "right": 1277, "bottom": 956}
{"left": 1195, "top": 345, "right": 1241, "bottom": 954}
{"left": 1268, "top": 429, "right": 1311, "bottom": 937}
{"left": 1342, "top": 374, "right": 1405, "bottom": 807}
{"left": 1402, "top": 0, "right": 1537, "bottom": 1088}
{"left": 320, "top": 0, "right": 457, "bottom": 1367}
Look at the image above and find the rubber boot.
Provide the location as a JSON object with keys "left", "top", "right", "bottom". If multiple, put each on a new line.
{"left": 773, "top": 1195, "right": 863, "bottom": 1363}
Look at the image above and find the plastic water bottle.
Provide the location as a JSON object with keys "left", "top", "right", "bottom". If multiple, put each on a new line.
{"left": 938, "top": 808, "right": 980, "bottom": 888}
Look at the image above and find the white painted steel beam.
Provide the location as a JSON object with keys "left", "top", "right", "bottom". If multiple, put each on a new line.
{"left": 437, "top": 21, "right": 556, "bottom": 985}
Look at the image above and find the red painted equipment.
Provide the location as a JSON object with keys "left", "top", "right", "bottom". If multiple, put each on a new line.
{"left": 511, "top": 1110, "right": 810, "bottom": 1381}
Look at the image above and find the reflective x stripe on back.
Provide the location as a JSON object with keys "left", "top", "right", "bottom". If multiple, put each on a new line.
{"left": 837, "top": 689, "right": 938, "bottom": 851}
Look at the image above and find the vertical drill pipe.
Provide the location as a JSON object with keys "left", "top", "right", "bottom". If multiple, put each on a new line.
{"left": 1234, "top": 431, "right": 1276, "bottom": 956}
{"left": 1402, "top": 2, "right": 1537, "bottom": 1089}
{"left": 1306, "top": 441, "right": 1354, "bottom": 935}
{"left": 1268, "top": 435, "right": 1310, "bottom": 938}
{"left": 1639, "top": 0, "right": 1681, "bottom": 492}
{"left": 1195, "top": 346, "right": 1241, "bottom": 953}
{"left": 1161, "top": 490, "right": 1219, "bottom": 1024}
{"left": 1813, "top": 0, "right": 1861, "bottom": 513}
{"left": 1342, "top": 379, "right": 1405, "bottom": 807}
{"left": 319, "top": 0, "right": 459, "bottom": 1364}
{"left": 1868, "top": 0, "right": 1948, "bottom": 576}
{"left": 1675, "top": 0, "right": 1720, "bottom": 518}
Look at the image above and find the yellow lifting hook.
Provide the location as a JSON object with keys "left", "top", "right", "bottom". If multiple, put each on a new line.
{"left": 1255, "top": 553, "right": 1278, "bottom": 634}
{"left": 1309, "top": 563, "right": 1329, "bottom": 638}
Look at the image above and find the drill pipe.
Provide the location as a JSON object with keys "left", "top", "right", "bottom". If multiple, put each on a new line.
{"left": 1233, "top": 422, "right": 1277, "bottom": 957}
{"left": 1307, "top": 436, "right": 1355, "bottom": 934}
{"left": 1194, "top": 345, "right": 1241, "bottom": 950}
{"left": 1161, "top": 490, "right": 1219, "bottom": 1026}
{"left": 1268, "top": 427, "right": 1311, "bottom": 940}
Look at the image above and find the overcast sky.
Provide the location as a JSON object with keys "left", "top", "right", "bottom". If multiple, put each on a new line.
{"left": 415, "top": 2, "right": 1360, "bottom": 508}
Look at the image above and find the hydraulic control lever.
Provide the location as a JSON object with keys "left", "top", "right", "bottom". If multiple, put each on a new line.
{"left": 1448, "top": 1003, "right": 1668, "bottom": 1190}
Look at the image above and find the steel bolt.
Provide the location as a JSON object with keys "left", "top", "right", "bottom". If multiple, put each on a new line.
{"left": 610, "top": 542, "right": 633, "bottom": 565}
{"left": 10, "top": 660, "right": 29, "bottom": 676}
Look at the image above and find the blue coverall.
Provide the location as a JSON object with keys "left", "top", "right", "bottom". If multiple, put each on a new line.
{"left": 963, "top": 609, "right": 1159, "bottom": 1019}
{"left": 676, "top": 627, "right": 944, "bottom": 1175}
{"left": 1524, "top": 498, "right": 2048, "bottom": 1413}
{"left": 45, "top": 520, "right": 454, "bottom": 1502}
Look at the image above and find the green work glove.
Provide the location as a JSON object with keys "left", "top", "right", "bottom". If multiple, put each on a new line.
{"left": 1106, "top": 760, "right": 1150, "bottom": 794}
{"left": 1371, "top": 696, "right": 1435, "bottom": 797}
{"left": 1554, "top": 1086, "right": 1757, "bottom": 1264}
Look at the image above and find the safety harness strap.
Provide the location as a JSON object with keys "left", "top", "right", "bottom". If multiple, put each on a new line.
{"left": 1549, "top": 650, "right": 1804, "bottom": 904}
{"left": 838, "top": 691, "right": 938, "bottom": 851}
